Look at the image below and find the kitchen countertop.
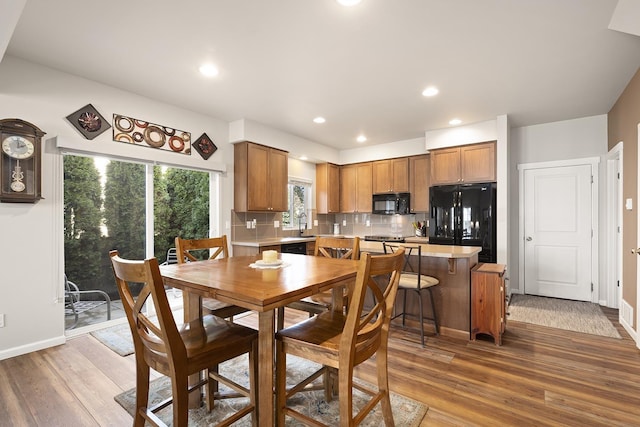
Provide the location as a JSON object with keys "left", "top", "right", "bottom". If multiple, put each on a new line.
{"left": 359, "top": 241, "right": 481, "bottom": 258}
{"left": 232, "top": 236, "right": 480, "bottom": 258}
{"left": 231, "top": 236, "right": 320, "bottom": 247}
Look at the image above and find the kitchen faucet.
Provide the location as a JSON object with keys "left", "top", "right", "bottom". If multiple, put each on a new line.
{"left": 298, "top": 212, "right": 307, "bottom": 236}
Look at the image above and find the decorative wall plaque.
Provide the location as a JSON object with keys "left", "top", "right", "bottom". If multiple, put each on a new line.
{"left": 66, "top": 104, "right": 111, "bottom": 140}
{"left": 112, "top": 114, "right": 191, "bottom": 155}
{"left": 193, "top": 133, "right": 217, "bottom": 160}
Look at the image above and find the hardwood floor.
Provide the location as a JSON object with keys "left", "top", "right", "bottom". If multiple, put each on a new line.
{"left": 0, "top": 308, "right": 639, "bottom": 426}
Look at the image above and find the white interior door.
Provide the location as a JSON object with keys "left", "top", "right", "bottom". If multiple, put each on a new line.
{"left": 523, "top": 164, "right": 593, "bottom": 301}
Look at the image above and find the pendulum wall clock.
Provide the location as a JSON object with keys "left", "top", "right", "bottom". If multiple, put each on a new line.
{"left": 0, "top": 118, "right": 46, "bottom": 203}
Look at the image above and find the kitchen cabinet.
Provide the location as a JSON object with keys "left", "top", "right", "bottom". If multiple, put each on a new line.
{"left": 409, "top": 154, "right": 430, "bottom": 212}
{"left": 234, "top": 141, "right": 288, "bottom": 212}
{"left": 471, "top": 263, "right": 507, "bottom": 346}
{"left": 316, "top": 163, "right": 340, "bottom": 214}
{"left": 340, "top": 162, "right": 372, "bottom": 213}
{"left": 430, "top": 141, "right": 496, "bottom": 186}
{"left": 372, "top": 157, "right": 409, "bottom": 193}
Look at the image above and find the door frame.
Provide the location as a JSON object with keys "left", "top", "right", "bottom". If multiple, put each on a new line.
{"left": 517, "top": 157, "right": 600, "bottom": 303}
{"left": 606, "top": 142, "right": 623, "bottom": 309}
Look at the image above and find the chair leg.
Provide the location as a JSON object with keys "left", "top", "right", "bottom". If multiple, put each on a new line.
{"left": 171, "top": 375, "right": 190, "bottom": 427}
{"left": 276, "top": 307, "right": 285, "bottom": 331}
{"left": 401, "top": 289, "right": 408, "bottom": 327}
{"left": 206, "top": 365, "right": 219, "bottom": 411}
{"left": 275, "top": 340, "right": 287, "bottom": 426}
{"left": 416, "top": 290, "right": 425, "bottom": 348}
{"left": 376, "top": 348, "right": 395, "bottom": 427}
{"left": 427, "top": 287, "right": 439, "bottom": 335}
{"left": 134, "top": 362, "right": 151, "bottom": 427}
{"left": 338, "top": 366, "right": 355, "bottom": 427}
{"left": 249, "top": 340, "right": 258, "bottom": 427}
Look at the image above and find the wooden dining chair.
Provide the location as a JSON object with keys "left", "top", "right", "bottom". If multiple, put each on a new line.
{"left": 275, "top": 247, "right": 404, "bottom": 426}
{"left": 109, "top": 250, "right": 258, "bottom": 427}
{"left": 383, "top": 242, "right": 439, "bottom": 347}
{"left": 175, "top": 235, "right": 248, "bottom": 320}
{"left": 276, "top": 236, "right": 360, "bottom": 330}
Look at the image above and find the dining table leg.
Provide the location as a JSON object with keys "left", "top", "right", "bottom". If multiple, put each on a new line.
{"left": 257, "top": 309, "right": 275, "bottom": 427}
{"left": 183, "top": 291, "right": 203, "bottom": 408}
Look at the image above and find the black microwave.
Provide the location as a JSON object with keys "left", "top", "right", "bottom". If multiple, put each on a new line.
{"left": 372, "top": 193, "right": 410, "bottom": 215}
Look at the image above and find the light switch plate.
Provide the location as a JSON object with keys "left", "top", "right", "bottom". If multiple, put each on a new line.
{"left": 626, "top": 198, "right": 633, "bottom": 211}
{"left": 0, "top": 314, "right": 5, "bottom": 328}
{"left": 274, "top": 220, "right": 280, "bottom": 228}
{"left": 342, "top": 220, "right": 347, "bottom": 226}
{"left": 246, "top": 221, "right": 252, "bottom": 229}
{"left": 314, "top": 219, "right": 318, "bottom": 226}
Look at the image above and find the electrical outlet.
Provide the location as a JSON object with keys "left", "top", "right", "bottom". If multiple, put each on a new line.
{"left": 274, "top": 220, "right": 280, "bottom": 228}
{"left": 246, "top": 221, "right": 252, "bottom": 229}
{"left": 0, "top": 314, "right": 5, "bottom": 328}
{"left": 342, "top": 220, "right": 347, "bottom": 227}
{"left": 252, "top": 219, "right": 257, "bottom": 229}
{"left": 313, "top": 219, "right": 318, "bottom": 226}
{"left": 365, "top": 219, "right": 370, "bottom": 227}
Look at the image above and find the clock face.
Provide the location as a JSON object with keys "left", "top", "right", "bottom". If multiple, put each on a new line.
{"left": 2, "top": 135, "right": 35, "bottom": 159}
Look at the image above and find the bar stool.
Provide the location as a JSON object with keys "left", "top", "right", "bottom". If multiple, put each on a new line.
{"left": 383, "top": 242, "right": 439, "bottom": 347}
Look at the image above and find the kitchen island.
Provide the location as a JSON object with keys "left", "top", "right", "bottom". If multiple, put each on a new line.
{"left": 360, "top": 240, "right": 481, "bottom": 338}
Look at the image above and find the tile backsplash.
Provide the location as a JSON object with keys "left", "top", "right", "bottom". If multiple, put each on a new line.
{"left": 231, "top": 210, "right": 429, "bottom": 241}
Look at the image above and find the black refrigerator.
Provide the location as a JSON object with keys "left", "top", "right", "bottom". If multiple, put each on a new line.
{"left": 429, "top": 183, "right": 496, "bottom": 263}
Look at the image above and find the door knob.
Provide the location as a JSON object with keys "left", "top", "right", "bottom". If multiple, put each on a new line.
{"left": 526, "top": 236, "right": 533, "bottom": 241}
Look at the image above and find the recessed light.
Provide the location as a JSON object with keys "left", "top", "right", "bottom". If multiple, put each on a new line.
{"left": 449, "top": 118, "right": 462, "bottom": 125}
{"left": 300, "top": 155, "right": 308, "bottom": 161}
{"left": 422, "top": 86, "right": 439, "bottom": 97}
{"left": 357, "top": 135, "right": 367, "bottom": 143}
{"left": 313, "top": 117, "right": 326, "bottom": 124}
{"left": 337, "top": 0, "right": 362, "bottom": 6}
{"left": 199, "top": 63, "right": 219, "bottom": 77}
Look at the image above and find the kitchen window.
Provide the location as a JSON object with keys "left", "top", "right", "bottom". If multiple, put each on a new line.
{"left": 282, "top": 179, "right": 311, "bottom": 230}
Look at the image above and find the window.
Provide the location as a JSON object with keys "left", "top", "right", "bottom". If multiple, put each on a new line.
{"left": 63, "top": 154, "right": 212, "bottom": 329}
{"left": 282, "top": 179, "right": 311, "bottom": 231}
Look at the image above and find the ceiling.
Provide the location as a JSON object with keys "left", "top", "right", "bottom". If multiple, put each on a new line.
{"left": 4, "top": 0, "right": 640, "bottom": 149}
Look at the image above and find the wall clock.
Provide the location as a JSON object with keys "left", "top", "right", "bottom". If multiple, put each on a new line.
{"left": 0, "top": 118, "right": 46, "bottom": 203}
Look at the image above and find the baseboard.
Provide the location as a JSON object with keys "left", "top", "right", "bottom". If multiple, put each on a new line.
{"left": 618, "top": 314, "right": 638, "bottom": 348}
{"left": 0, "top": 335, "right": 66, "bottom": 361}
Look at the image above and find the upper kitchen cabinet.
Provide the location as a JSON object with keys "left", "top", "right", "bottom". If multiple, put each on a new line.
{"left": 340, "top": 162, "right": 372, "bottom": 213}
{"left": 430, "top": 141, "right": 496, "bottom": 186}
{"left": 372, "top": 157, "right": 409, "bottom": 193}
{"left": 409, "top": 154, "right": 430, "bottom": 212}
{"left": 234, "top": 141, "right": 288, "bottom": 212}
{"left": 316, "top": 163, "right": 340, "bottom": 214}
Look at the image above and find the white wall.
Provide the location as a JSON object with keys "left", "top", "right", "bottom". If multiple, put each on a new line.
{"left": 509, "top": 115, "right": 609, "bottom": 301}
{"left": 0, "top": 56, "right": 233, "bottom": 359}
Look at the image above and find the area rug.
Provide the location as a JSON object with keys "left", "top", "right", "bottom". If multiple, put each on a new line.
{"left": 115, "top": 354, "right": 428, "bottom": 426}
{"left": 91, "top": 323, "right": 134, "bottom": 356}
{"left": 508, "top": 294, "right": 621, "bottom": 338}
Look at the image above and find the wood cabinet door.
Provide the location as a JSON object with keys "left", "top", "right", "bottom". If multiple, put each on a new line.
{"left": 316, "top": 163, "right": 340, "bottom": 214}
{"left": 409, "top": 155, "right": 430, "bottom": 212}
{"left": 268, "top": 148, "right": 288, "bottom": 211}
{"left": 340, "top": 164, "right": 357, "bottom": 213}
{"left": 246, "top": 143, "right": 270, "bottom": 211}
{"left": 372, "top": 160, "right": 391, "bottom": 193}
{"left": 392, "top": 157, "right": 409, "bottom": 192}
{"left": 461, "top": 142, "right": 495, "bottom": 183}
{"left": 373, "top": 158, "right": 409, "bottom": 193}
{"left": 430, "top": 147, "right": 461, "bottom": 185}
{"left": 355, "top": 162, "right": 372, "bottom": 212}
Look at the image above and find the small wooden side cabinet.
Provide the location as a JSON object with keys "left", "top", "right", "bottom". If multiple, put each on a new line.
{"left": 471, "top": 263, "right": 507, "bottom": 345}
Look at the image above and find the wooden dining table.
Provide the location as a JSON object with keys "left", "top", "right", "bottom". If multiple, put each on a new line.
{"left": 160, "top": 252, "right": 359, "bottom": 427}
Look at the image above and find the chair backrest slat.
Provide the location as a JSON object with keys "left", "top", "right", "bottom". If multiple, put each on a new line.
{"left": 314, "top": 236, "right": 360, "bottom": 260}
{"left": 109, "top": 250, "right": 187, "bottom": 364}
{"left": 175, "top": 236, "right": 229, "bottom": 264}
{"left": 339, "top": 248, "right": 404, "bottom": 361}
